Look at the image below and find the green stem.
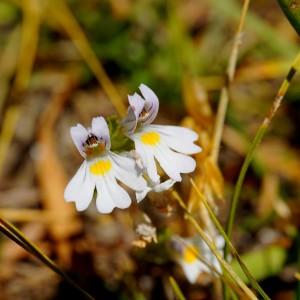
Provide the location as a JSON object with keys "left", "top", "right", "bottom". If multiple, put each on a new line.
{"left": 224, "top": 50, "right": 300, "bottom": 261}
{"left": 169, "top": 276, "right": 187, "bottom": 300}
{"left": 224, "top": 123, "right": 268, "bottom": 259}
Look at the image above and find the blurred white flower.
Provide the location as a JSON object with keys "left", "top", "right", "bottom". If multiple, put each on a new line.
{"left": 173, "top": 234, "right": 224, "bottom": 284}
{"left": 64, "top": 116, "right": 147, "bottom": 213}
{"left": 122, "top": 84, "right": 201, "bottom": 190}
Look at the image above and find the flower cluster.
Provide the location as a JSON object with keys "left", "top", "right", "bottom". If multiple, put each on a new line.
{"left": 64, "top": 84, "right": 201, "bottom": 213}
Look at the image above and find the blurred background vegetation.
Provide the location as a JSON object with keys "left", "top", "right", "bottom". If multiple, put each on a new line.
{"left": 0, "top": 0, "right": 300, "bottom": 299}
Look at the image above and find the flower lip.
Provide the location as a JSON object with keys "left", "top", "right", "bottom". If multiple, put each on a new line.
{"left": 139, "top": 108, "right": 148, "bottom": 119}
{"left": 138, "top": 107, "right": 152, "bottom": 123}
{"left": 71, "top": 117, "right": 111, "bottom": 157}
{"left": 85, "top": 134, "right": 100, "bottom": 146}
{"left": 83, "top": 133, "right": 106, "bottom": 157}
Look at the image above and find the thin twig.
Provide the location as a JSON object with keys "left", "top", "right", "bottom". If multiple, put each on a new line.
{"left": 210, "top": 0, "right": 251, "bottom": 162}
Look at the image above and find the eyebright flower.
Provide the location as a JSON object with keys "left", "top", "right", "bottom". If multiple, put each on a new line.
{"left": 64, "top": 116, "right": 147, "bottom": 213}
{"left": 173, "top": 234, "right": 224, "bottom": 284}
{"left": 122, "top": 84, "right": 201, "bottom": 187}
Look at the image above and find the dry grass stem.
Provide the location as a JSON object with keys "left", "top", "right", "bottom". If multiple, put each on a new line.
{"left": 210, "top": 0, "right": 251, "bottom": 163}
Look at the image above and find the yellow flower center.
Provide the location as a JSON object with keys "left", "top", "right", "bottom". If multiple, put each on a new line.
{"left": 183, "top": 245, "right": 198, "bottom": 264}
{"left": 89, "top": 159, "right": 112, "bottom": 176}
{"left": 140, "top": 131, "right": 160, "bottom": 146}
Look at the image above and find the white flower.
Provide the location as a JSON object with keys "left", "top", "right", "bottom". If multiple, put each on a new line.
{"left": 174, "top": 234, "right": 224, "bottom": 284}
{"left": 64, "top": 116, "right": 147, "bottom": 213}
{"left": 122, "top": 84, "right": 201, "bottom": 188}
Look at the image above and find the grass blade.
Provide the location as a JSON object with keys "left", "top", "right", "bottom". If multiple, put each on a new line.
{"left": 0, "top": 218, "right": 95, "bottom": 300}
{"left": 14, "top": 0, "right": 41, "bottom": 92}
{"left": 190, "top": 178, "right": 270, "bottom": 300}
{"left": 48, "top": 0, "right": 126, "bottom": 116}
{"left": 171, "top": 191, "right": 257, "bottom": 300}
{"left": 169, "top": 276, "right": 187, "bottom": 300}
{"left": 224, "top": 50, "right": 300, "bottom": 259}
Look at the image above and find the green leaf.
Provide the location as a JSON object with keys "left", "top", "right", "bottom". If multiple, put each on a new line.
{"left": 231, "top": 246, "right": 287, "bottom": 283}
{"left": 277, "top": 0, "right": 300, "bottom": 35}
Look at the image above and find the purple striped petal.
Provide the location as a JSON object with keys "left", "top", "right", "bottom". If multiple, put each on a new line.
{"left": 139, "top": 84, "right": 159, "bottom": 125}
{"left": 91, "top": 116, "right": 111, "bottom": 150}
{"left": 70, "top": 124, "right": 89, "bottom": 157}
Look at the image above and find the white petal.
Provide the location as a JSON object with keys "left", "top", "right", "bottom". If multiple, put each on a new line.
{"left": 122, "top": 93, "right": 145, "bottom": 134}
{"left": 148, "top": 124, "right": 198, "bottom": 142}
{"left": 201, "top": 245, "right": 221, "bottom": 274}
{"left": 64, "top": 161, "right": 95, "bottom": 211}
{"left": 95, "top": 174, "right": 131, "bottom": 214}
{"left": 166, "top": 138, "right": 201, "bottom": 155}
{"left": 128, "top": 150, "right": 144, "bottom": 170}
{"left": 95, "top": 178, "right": 114, "bottom": 214}
{"left": 195, "top": 235, "right": 223, "bottom": 274}
{"left": 139, "top": 84, "right": 159, "bottom": 124}
{"left": 91, "top": 116, "right": 111, "bottom": 149}
{"left": 70, "top": 124, "right": 89, "bottom": 157}
{"left": 108, "top": 152, "right": 147, "bottom": 191}
{"left": 181, "top": 261, "right": 203, "bottom": 284}
{"left": 135, "top": 179, "right": 175, "bottom": 203}
{"left": 207, "top": 236, "right": 224, "bottom": 274}
{"left": 157, "top": 128, "right": 201, "bottom": 154}
{"left": 210, "top": 255, "right": 222, "bottom": 274}
{"left": 215, "top": 235, "right": 225, "bottom": 249}
{"left": 153, "top": 144, "right": 196, "bottom": 181}
{"left": 128, "top": 93, "right": 145, "bottom": 117}
{"left": 108, "top": 151, "right": 136, "bottom": 171}
{"left": 121, "top": 106, "right": 138, "bottom": 135}
{"left": 136, "top": 187, "right": 151, "bottom": 203}
{"left": 134, "top": 140, "right": 160, "bottom": 184}
{"left": 152, "top": 179, "right": 176, "bottom": 192}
